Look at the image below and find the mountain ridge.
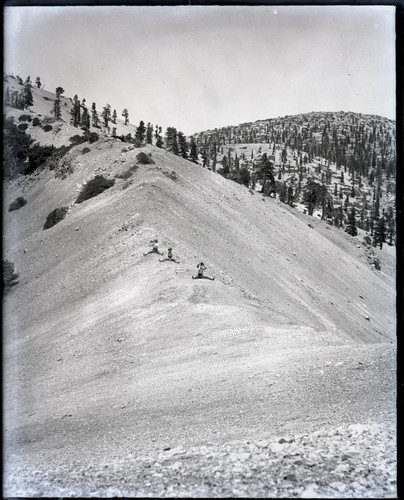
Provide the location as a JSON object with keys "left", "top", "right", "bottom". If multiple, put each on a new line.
{"left": 3, "top": 73, "right": 396, "bottom": 496}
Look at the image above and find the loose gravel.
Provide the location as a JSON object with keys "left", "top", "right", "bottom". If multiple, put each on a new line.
{"left": 5, "top": 421, "right": 396, "bottom": 498}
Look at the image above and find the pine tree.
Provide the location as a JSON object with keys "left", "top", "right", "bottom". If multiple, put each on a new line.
{"left": 287, "top": 185, "right": 295, "bottom": 207}
{"left": 189, "top": 136, "right": 198, "bottom": 163}
{"left": 344, "top": 193, "right": 350, "bottom": 212}
{"left": 11, "top": 90, "right": 22, "bottom": 110}
{"left": 219, "top": 156, "right": 230, "bottom": 178}
{"left": 23, "top": 76, "right": 33, "bottom": 107}
{"left": 155, "top": 125, "right": 164, "bottom": 148}
{"left": 53, "top": 87, "right": 64, "bottom": 121}
{"left": 112, "top": 109, "right": 117, "bottom": 124}
{"left": 211, "top": 142, "right": 217, "bottom": 172}
{"left": 178, "top": 132, "right": 188, "bottom": 159}
{"left": 71, "top": 95, "right": 81, "bottom": 127}
{"left": 35, "top": 76, "right": 41, "bottom": 88}
{"left": 122, "top": 108, "right": 129, "bottom": 125}
{"left": 320, "top": 184, "right": 331, "bottom": 220}
{"left": 385, "top": 207, "right": 395, "bottom": 246}
{"left": 91, "top": 103, "right": 100, "bottom": 128}
{"left": 255, "top": 153, "right": 276, "bottom": 196}
{"left": 101, "top": 104, "right": 111, "bottom": 127}
{"left": 345, "top": 207, "right": 358, "bottom": 236}
{"left": 373, "top": 215, "right": 386, "bottom": 249}
{"left": 135, "top": 120, "right": 146, "bottom": 144}
{"left": 334, "top": 205, "right": 344, "bottom": 228}
{"left": 146, "top": 123, "right": 153, "bottom": 144}
{"left": 303, "top": 179, "right": 322, "bottom": 216}
{"left": 81, "top": 99, "right": 90, "bottom": 128}
{"left": 278, "top": 182, "right": 287, "bottom": 203}
{"left": 165, "top": 127, "right": 179, "bottom": 155}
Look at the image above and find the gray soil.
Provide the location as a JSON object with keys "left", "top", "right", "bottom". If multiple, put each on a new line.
{"left": 3, "top": 140, "right": 396, "bottom": 497}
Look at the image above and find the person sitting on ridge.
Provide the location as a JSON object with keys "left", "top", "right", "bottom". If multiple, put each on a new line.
{"left": 192, "top": 262, "right": 215, "bottom": 280}
{"left": 143, "top": 239, "right": 164, "bottom": 256}
{"left": 160, "top": 247, "right": 179, "bottom": 263}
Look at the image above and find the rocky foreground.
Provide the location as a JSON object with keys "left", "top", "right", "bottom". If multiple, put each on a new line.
{"left": 5, "top": 421, "right": 396, "bottom": 498}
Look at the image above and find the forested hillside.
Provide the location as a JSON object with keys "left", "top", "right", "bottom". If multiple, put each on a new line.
{"left": 3, "top": 74, "right": 396, "bottom": 251}
{"left": 192, "top": 112, "right": 396, "bottom": 249}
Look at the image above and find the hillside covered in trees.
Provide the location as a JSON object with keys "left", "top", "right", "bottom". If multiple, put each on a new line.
{"left": 3, "top": 74, "right": 396, "bottom": 251}
{"left": 192, "top": 112, "right": 396, "bottom": 249}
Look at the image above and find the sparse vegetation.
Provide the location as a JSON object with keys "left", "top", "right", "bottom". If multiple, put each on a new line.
{"left": 76, "top": 175, "right": 115, "bottom": 204}
{"left": 69, "top": 134, "right": 87, "bottom": 146}
{"left": 88, "top": 132, "right": 99, "bottom": 144}
{"left": 26, "top": 144, "right": 56, "bottom": 174}
{"left": 18, "top": 114, "right": 32, "bottom": 122}
{"left": 3, "top": 259, "right": 19, "bottom": 290}
{"left": 43, "top": 207, "right": 69, "bottom": 229}
{"left": 3, "top": 117, "right": 34, "bottom": 178}
{"left": 136, "top": 152, "right": 155, "bottom": 164}
{"left": 54, "top": 159, "right": 74, "bottom": 179}
{"left": 162, "top": 170, "right": 178, "bottom": 181}
{"left": 8, "top": 197, "right": 27, "bottom": 212}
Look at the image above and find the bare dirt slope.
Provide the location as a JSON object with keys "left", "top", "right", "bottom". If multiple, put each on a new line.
{"left": 3, "top": 139, "right": 396, "bottom": 495}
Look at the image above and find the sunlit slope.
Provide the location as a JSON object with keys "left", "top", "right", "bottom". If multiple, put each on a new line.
{"left": 3, "top": 139, "right": 395, "bottom": 461}
{"left": 4, "top": 139, "right": 394, "bottom": 344}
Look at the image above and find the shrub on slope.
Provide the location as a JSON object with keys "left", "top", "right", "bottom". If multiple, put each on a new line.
{"left": 3, "top": 259, "right": 19, "bottom": 290}
{"left": 76, "top": 175, "right": 115, "bottom": 204}
{"left": 136, "top": 152, "right": 155, "bottom": 164}
{"left": 43, "top": 207, "right": 69, "bottom": 230}
{"left": 8, "top": 197, "right": 27, "bottom": 212}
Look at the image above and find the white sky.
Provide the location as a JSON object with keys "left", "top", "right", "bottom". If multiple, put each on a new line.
{"left": 4, "top": 5, "right": 396, "bottom": 136}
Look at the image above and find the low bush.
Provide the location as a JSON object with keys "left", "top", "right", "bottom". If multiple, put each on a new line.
{"left": 18, "top": 114, "right": 32, "bottom": 122}
{"left": 76, "top": 175, "right": 115, "bottom": 204}
{"left": 25, "top": 144, "right": 55, "bottom": 174}
{"left": 41, "top": 116, "right": 53, "bottom": 124}
{"left": 88, "top": 132, "right": 99, "bottom": 144}
{"left": 81, "top": 147, "right": 91, "bottom": 155}
{"left": 18, "top": 123, "right": 28, "bottom": 131}
{"left": 69, "top": 134, "right": 87, "bottom": 146}
{"left": 43, "top": 96, "right": 52, "bottom": 101}
{"left": 8, "top": 197, "right": 27, "bottom": 212}
{"left": 42, "top": 124, "right": 53, "bottom": 132}
{"left": 3, "top": 259, "right": 19, "bottom": 289}
{"left": 136, "top": 152, "right": 155, "bottom": 164}
{"left": 43, "top": 207, "right": 69, "bottom": 230}
{"left": 54, "top": 159, "right": 74, "bottom": 179}
{"left": 52, "top": 144, "right": 71, "bottom": 160}
{"left": 162, "top": 170, "right": 178, "bottom": 181}
{"left": 32, "top": 117, "right": 41, "bottom": 127}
